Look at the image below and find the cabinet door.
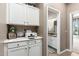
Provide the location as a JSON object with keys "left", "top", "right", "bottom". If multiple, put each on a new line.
{"left": 29, "top": 43, "right": 42, "bottom": 56}
{"left": 8, "top": 3, "right": 26, "bottom": 25}
{"left": 8, "top": 46, "right": 28, "bottom": 56}
{"left": 33, "top": 8, "right": 39, "bottom": 26}
{"left": 28, "top": 6, "right": 34, "bottom": 25}
{"left": 28, "top": 6, "right": 39, "bottom": 26}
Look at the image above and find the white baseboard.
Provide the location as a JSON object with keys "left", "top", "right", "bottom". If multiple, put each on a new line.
{"left": 59, "top": 49, "right": 71, "bottom": 55}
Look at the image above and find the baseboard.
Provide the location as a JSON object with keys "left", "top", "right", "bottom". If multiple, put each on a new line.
{"left": 59, "top": 49, "right": 71, "bottom": 55}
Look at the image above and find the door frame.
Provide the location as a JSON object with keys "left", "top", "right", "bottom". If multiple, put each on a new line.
{"left": 47, "top": 5, "right": 61, "bottom": 54}
{"left": 70, "top": 10, "right": 79, "bottom": 51}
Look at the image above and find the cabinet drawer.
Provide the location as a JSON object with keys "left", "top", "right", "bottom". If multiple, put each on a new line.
{"left": 8, "top": 41, "right": 28, "bottom": 49}
{"left": 8, "top": 46, "right": 28, "bottom": 56}
{"left": 29, "top": 40, "right": 36, "bottom": 45}
{"left": 29, "top": 40, "right": 41, "bottom": 45}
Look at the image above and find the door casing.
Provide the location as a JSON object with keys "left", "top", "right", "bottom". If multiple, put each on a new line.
{"left": 46, "top": 5, "right": 61, "bottom": 55}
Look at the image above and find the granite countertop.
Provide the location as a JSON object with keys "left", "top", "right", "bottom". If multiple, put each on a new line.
{"left": 1, "top": 36, "right": 43, "bottom": 43}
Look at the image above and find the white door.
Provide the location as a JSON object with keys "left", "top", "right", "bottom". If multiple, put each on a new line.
{"left": 8, "top": 46, "right": 28, "bottom": 56}
{"left": 8, "top": 3, "right": 26, "bottom": 25}
{"left": 29, "top": 43, "right": 42, "bottom": 56}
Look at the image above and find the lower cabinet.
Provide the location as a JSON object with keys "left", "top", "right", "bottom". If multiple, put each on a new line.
{"left": 8, "top": 46, "right": 28, "bottom": 56}
{"left": 29, "top": 43, "right": 42, "bottom": 56}
{"left": 4, "top": 40, "right": 42, "bottom": 56}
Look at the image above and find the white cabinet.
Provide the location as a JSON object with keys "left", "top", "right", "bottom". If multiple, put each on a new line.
{"left": 7, "top": 3, "right": 26, "bottom": 25}
{"left": 29, "top": 44, "right": 42, "bottom": 56}
{"left": 28, "top": 6, "right": 39, "bottom": 26}
{"left": 7, "top": 3, "right": 40, "bottom": 26}
{"left": 33, "top": 8, "right": 39, "bottom": 26}
{"left": 7, "top": 41, "right": 28, "bottom": 56}
{"left": 4, "top": 39, "right": 42, "bottom": 56}
{"left": 29, "top": 40, "right": 42, "bottom": 56}
{"left": 8, "top": 46, "right": 28, "bottom": 56}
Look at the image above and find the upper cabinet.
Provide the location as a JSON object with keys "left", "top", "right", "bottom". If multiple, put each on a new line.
{"left": 7, "top": 4, "right": 26, "bottom": 25}
{"left": 28, "top": 6, "right": 39, "bottom": 26}
{"left": 6, "top": 3, "right": 40, "bottom": 26}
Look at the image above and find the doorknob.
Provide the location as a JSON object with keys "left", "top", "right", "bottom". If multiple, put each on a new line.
{"left": 17, "top": 44, "right": 19, "bottom": 47}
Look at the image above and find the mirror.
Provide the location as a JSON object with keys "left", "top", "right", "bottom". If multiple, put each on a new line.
{"left": 48, "top": 8, "right": 57, "bottom": 37}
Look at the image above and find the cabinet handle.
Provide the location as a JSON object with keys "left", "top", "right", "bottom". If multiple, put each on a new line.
{"left": 17, "top": 44, "right": 19, "bottom": 47}
{"left": 29, "top": 47, "right": 31, "bottom": 49}
{"left": 25, "top": 48, "right": 27, "bottom": 49}
{"left": 27, "top": 22, "right": 29, "bottom": 24}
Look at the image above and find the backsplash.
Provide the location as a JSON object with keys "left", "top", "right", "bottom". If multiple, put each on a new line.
{"left": 15, "top": 25, "right": 39, "bottom": 33}
{"left": 7, "top": 25, "right": 39, "bottom": 39}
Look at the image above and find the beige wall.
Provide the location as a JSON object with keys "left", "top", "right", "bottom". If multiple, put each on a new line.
{"left": 0, "top": 3, "right": 7, "bottom": 56}
{"left": 67, "top": 3, "right": 79, "bottom": 49}
{"left": 39, "top": 4, "right": 48, "bottom": 56}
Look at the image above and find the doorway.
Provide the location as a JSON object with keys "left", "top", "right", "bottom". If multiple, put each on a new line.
{"left": 70, "top": 11, "right": 79, "bottom": 53}
{"left": 47, "top": 5, "right": 60, "bottom": 55}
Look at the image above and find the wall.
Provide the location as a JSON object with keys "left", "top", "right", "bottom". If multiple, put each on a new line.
{"left": 67, "top": 3, "right": 79, "bottom": 49}
{"left": 0, "top": 3, "right": 7, "bottom": 56}
{"left": 39, "top": 4, "right": 48, "bottom": 56}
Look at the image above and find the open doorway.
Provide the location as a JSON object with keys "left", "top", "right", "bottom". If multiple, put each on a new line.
{"left": 47, "top": 5, "right": 60, "bottom": 56}
{"left": 70, "top": 11, "right": 79, "bottom": 53}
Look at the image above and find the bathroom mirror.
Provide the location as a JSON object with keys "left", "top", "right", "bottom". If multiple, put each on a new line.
{"left": 48, "top": 8, "right": 57, "bottom": 37}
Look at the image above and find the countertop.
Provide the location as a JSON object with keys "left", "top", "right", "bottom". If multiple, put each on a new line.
{"left": 1, "top": 36, "right": 43, "bottom": 43}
